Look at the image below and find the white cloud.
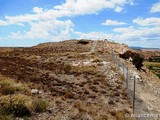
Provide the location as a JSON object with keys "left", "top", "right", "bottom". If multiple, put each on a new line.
{"left": 10, "top": 19, "right": 74, "bottom": 41}
{"left": 76, "top": 31, "right": 115, "bottom": 40}
{"left": 0, "top": 0, "right": 134, "bottom": 42}
{"left": 133, "top": 17, "right": 160, "bottom": 26}
{"left": 0, "top": 6, "right": 74, "bottom": 41}
{"left": 0, "top": 0, "right": 134, "bottom": 27}
{"left": 0, "top": 9, "right": 58, "bottom": 26}
{"left": 77, "top": 24, "right": 160, "bottom": 48}
{"left": 33, "top": 7, "right": 43, "bottom": 14}
{"left": 150, "top": 2, "right": 160, "bottom": 13}
{"left": 0, "top": 20, "right": 8, "bottom": 26}
{"left": 113, "top": 26, "right": 160, "bottom": 39}
{"left": 0, "top": 7, "right": 71, "bottom": 26}
{"left": 114, "top": 6, "right": 123, "bottom": 12}
{"left": 102, "top": 20, "right": 126, "bottom": 26}
{"left": 54, "top": 0, "right": 134, "bottom": 14}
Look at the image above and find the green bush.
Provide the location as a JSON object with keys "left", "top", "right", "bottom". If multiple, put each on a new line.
{"left": 132, "top": 53, "right": 144, "bottom": 70}
{"left": 0, "top": 94, "right": 32, "bottom": 117}
{"left": 77, "top": 40, "right": 89, "bottom": 45}
{"left": 156, "top": 74, "right": 160, "bottom": 78}
{"left": 33, "top": 99, "right": 48, "bottom": 112}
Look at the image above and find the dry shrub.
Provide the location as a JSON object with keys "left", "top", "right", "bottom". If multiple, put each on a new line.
{"left": 65, "top": 90, "right": 74, "bottom": 99}
{"left": 97, "top": 50, "right": 104, "bottom": 54}
{"left": 74, "top": 100, "right": 86, "bottom": 112}
{"left": 74, "top": 101, "right": 101, "bottom": 117}
{"left": 102, "top": 114, "right": 109, "bottom": 120}
{"left": 77, "top": 40, "right": 89, "bottom": 45}
{"left": 109, "top": 109, "right": 116, "bottom": 116}
{"left": 111, "top": 66, "right": 116, "bottom": 71}
{"left": 0, "top": 94, "right": 32, "bottom": 117}
{"left": 91, "top": 52, "right": 95, "bottom": 55}
{"left": 33, "top": 99, "right": 48, "bottom": 112}
{"left": 92, "top": 58, "right": 103, "bottom": 63}
{"left": 63, "top": 64, "right": 72, "bottom": 73}
{"left": 0, "top": 79, "right": 15, "bottom": 86}
{"left": 95, "top": 72, "right": 105, "bottom": 78}
{"left": 97, "top": 63, "right": 104, "bottom": 66}
{"left": 0, "top": 79, "right": 30, "bottom": 95}
{"left": 115, "top": 109, "right": 134, "bottom": 120}
{"left": 116, "top": 110, "right": 125, "bottom": 120}
{"left": 0, "top": 114, "right": 14, "bottom": 120}
{"left": 93, "top": 80, "right": 99, "bottom": 85}
{"left": 108, "top": 99, "right": 114, "bottom": 105}
{"left": 67, "top": 53, "right": 77, "bottom": 59}
{"left": 67, "top": 55, "right": 75, "bottom": 59}
{"left": 119, "top": 74, "right": 125, "bottom": 81}
{"left": 77, "top": 54, "right": 87, "bottom": 60}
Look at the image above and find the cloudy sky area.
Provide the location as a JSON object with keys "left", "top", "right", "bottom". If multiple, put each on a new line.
{"left": 0, "top": 0, "right": 160, "bottom": 48}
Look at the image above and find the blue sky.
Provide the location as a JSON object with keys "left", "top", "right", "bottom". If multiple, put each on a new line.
{"left": 0, "top": 0, "right": 160, "bottom": 48}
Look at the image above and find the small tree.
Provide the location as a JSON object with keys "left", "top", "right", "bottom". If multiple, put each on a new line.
{"left": 148, "top": 57, "right": 152, "bottom": 62}
{"left": 132, "top": 53, "right": 144, "bottom": 70}
{"left": 119, "top": 50, "right": 136, "bottom": 60}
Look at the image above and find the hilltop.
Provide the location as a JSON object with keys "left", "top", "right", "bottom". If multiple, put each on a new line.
{"left": 0, "top": 40, "right": 159, "bottom": 120}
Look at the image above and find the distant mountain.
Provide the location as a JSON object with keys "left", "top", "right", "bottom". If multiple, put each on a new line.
{"left": 129, "top": 46, "right": 160, "bottom": 50}
{"left": 129, "top": 46, "right": 142, "bottom": 50}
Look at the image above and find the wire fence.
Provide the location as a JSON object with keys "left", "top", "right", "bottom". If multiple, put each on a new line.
{"left": 112, "top": 49, "right": 138, "bottom": 113}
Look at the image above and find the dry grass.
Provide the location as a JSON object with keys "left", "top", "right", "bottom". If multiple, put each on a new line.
{"left": 0, "top": 40, "right": 134, "bottom": 120}
{"left": 111, "top": 66, "right": 117, "bottom": 71}
{"left": 73, "top": 100, "right": 107, "bottom": 119}
{"left": 0, "top": 79, "right": 30, "bottom": 95}
{"left": 71, "top": 65, "right": 97, "bottom": 75}
{"left": 115, "top": 110, "right": 125, "bottom": 120}
{"left": 0, "top": 94, "right": 32, "bottom": 117}
{"left": 119, "top": 74, "right": 125, "bottom": 81}
{"left": 92, "top": 58, "right": 103, "bottom": 63}
{"left": 64, "top": 90, "right": 74, "bottom": 99}
{"left": 144, "top": 61, "right": 160, "bottom": 67}
{"left": 0, "top": 77, "right": 48, "bottom": 118}
{"left": 0, "top": 94, "right": 48, "bottom": 117}
{"left": 0, "top": 114, "right": 14, "bottom": 120}
{"left": 0, "top": 79, "right": 15, "bottom": 86}
{"left": 33, "top": 99, "right": 48, "bottom": 112}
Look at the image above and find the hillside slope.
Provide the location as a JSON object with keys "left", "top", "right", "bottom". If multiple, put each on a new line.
{"left": 0, "top": 40, "right": 159, "bottom": 120}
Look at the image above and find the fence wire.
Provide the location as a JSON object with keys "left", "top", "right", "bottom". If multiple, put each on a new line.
{"left": 112, "top": 49, "right": 137, "bottom": 113}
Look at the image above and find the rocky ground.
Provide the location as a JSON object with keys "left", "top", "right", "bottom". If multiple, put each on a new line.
{"left": 0, "top": 40, "right": 159, "bottom": 120}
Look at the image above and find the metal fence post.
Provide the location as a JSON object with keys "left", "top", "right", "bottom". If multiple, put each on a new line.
{"left": 116, "top": 56, "right": 118, "bottom": 67}
{"left": 122, "top": 63, "right": 124, "bottom": 74}
{"left": 112, "top": 49, "right": 114, "bottom": 61}
{"left": 133, "top": 76, "right": 136, "bottom": 113}
{"left": 126, "top": 67, "right": 128, "bottom": 89}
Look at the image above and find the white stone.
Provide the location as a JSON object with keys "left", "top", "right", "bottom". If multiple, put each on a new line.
{"left": 31, "top": 89, "right": 39, "bottom": 94}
